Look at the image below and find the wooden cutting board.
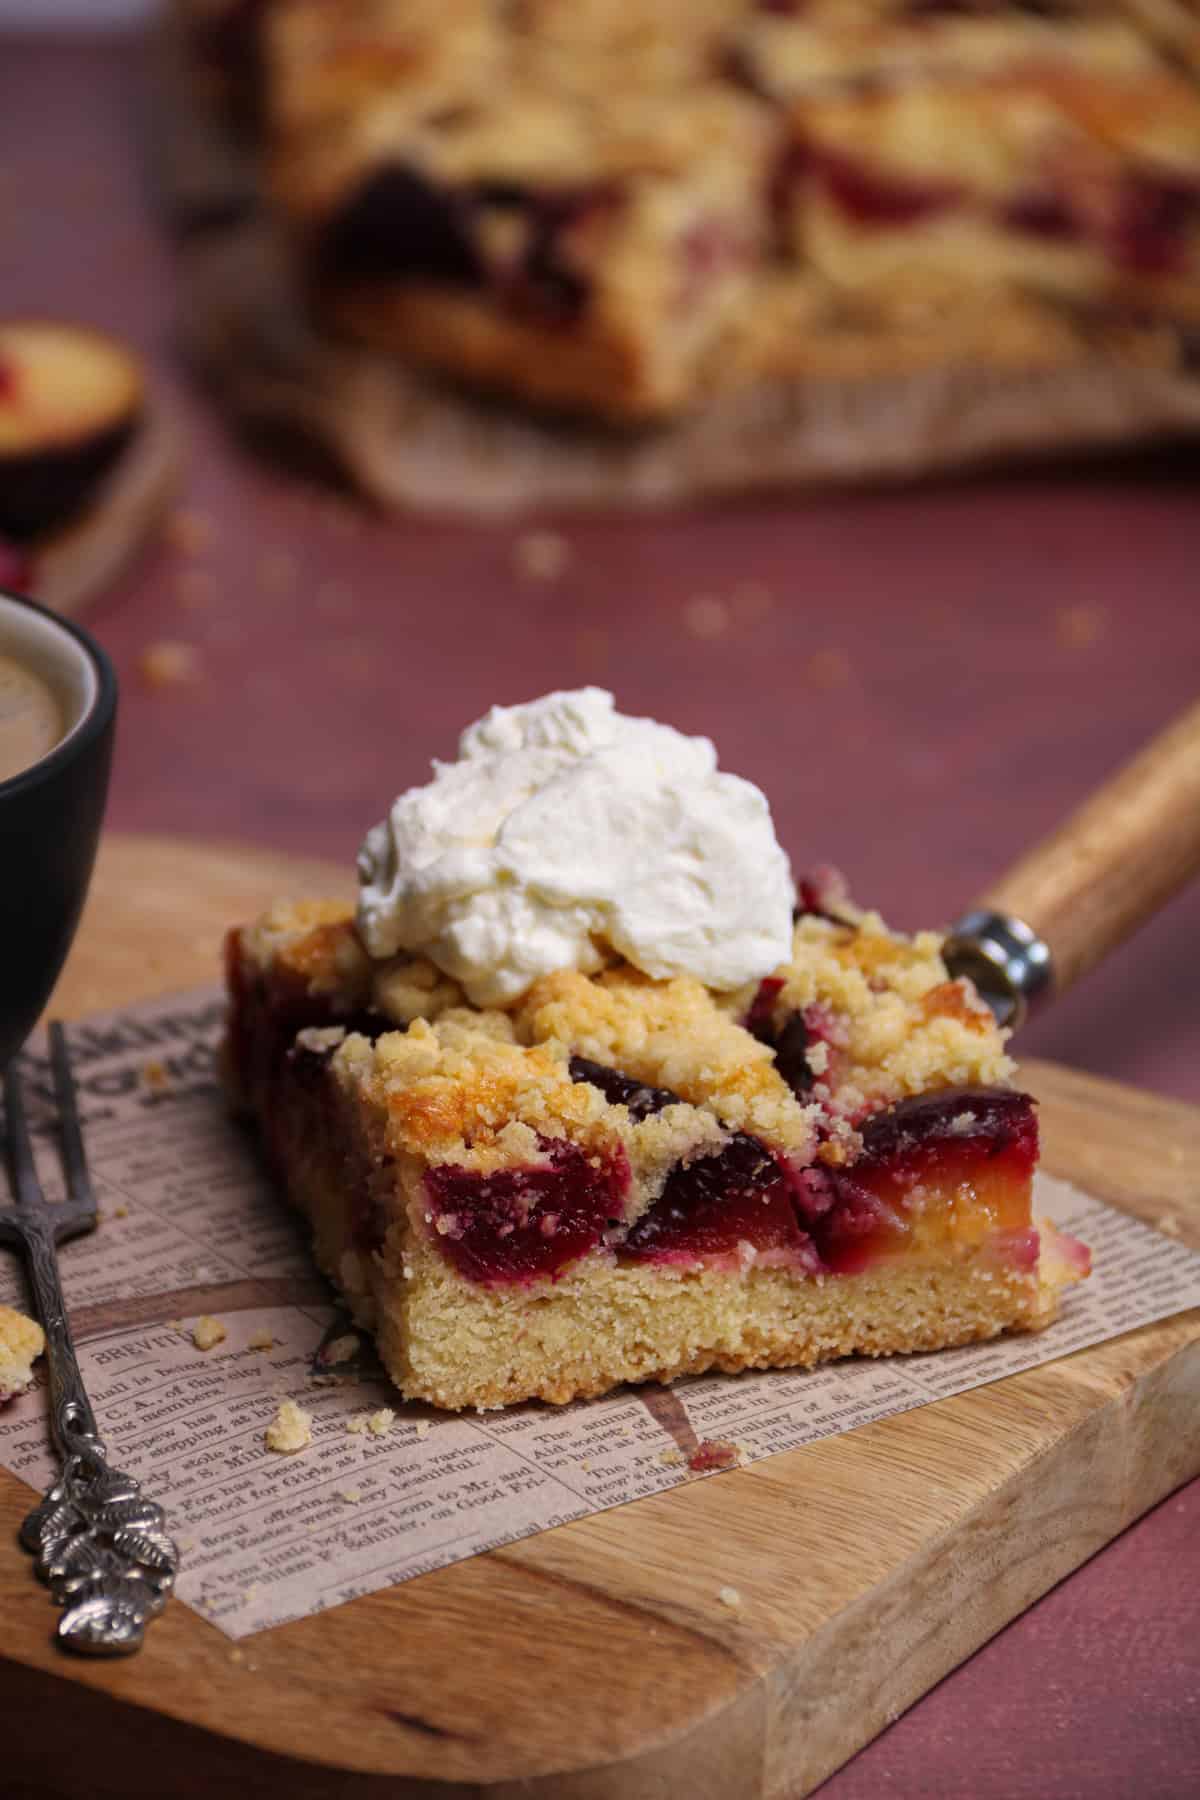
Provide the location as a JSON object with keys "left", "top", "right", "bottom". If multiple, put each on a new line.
{"left": 5, "top": 833, "right": 1199, "bottom": 1800}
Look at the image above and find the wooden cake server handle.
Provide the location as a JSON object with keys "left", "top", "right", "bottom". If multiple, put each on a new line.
{"left": 945, "top": 698, "right": 1200, "bottom": 1026}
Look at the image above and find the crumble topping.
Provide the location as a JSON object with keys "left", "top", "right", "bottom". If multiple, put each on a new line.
{"left": 345, "top": 1019, "right": 613, "bottom": 1169}
{"left": 232, "top": 879, "right": 1015, "bottom": 1164}
{"left": 516, "top": 967, "right": 817, "bottom": 1156}
{"left": 759, "top": 911, "right": 1014, "bottom": 1118}
{"left": 192, "top": 1315, "right": 227, "bottom": 1351}
{"left": 372, "top": 954, "right": 465, "bottom": 1025}
{"left": 241, "top": 900, "right": 368, "bottom": 1005}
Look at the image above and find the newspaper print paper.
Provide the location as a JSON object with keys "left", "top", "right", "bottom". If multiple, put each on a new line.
{"left": 1, "top": 989, "right": 1197, "bottom": 1639}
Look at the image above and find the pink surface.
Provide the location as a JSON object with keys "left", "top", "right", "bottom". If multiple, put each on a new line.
{"left": 4, "top": 35, "right": 1199, "bottom": 1799}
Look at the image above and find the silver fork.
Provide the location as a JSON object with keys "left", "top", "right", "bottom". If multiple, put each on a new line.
{"left": 1, "top": 1022, "right": 179, "bottom": 1655}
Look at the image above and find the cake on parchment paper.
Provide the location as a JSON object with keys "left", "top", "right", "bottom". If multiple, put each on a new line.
{"left": 224, "top": 690, "right": 1089, "bottom": 1411}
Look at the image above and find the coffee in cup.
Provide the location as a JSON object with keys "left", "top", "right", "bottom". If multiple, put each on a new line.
{"left": 0, "top": 652, "right": 64, "bottom": 782}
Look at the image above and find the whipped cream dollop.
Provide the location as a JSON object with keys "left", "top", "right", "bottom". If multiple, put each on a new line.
{"left": 356, "top": 688, "right": 795, "bottom": 1007}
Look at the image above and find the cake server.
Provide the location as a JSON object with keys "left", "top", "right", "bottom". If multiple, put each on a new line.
{"left": 945, "top": 698, "right": 1200, "bottom": 1026}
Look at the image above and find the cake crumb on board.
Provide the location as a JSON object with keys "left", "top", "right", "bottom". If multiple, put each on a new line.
{"left": 1055, "top": 604, "right": 1108, "bottom": 650}
{"left": 514, "top": 528, "right": 571, "bottom": 582}
{"left": 139, "top": 640, "right": 201, "bottom": 688}
{"left": 165, "top": 506, "right": 215, "bottom": 557}
{"left": 192, "top": 1316, "right": 226, "bottom": 1352}
{"left": 683, "top": 595, "right": 730, "bottom": 640}
{"left": 348, "top": 1407, "right": 396, "bottom": 1438}
{"left": 266, "top": 1400, "right": 313, "bottom": 1454}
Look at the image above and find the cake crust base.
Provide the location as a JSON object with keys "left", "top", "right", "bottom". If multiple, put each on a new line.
{"left": 376, "top": 1234, "right": 1063, "bottom": 1413}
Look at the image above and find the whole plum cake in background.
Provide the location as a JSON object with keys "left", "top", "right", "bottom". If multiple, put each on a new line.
{"left": 223, "top": 691, "right": 1089, "bottom": 1412}
{"left": 176, "top": 0, "right": 1200, "bottom": 465}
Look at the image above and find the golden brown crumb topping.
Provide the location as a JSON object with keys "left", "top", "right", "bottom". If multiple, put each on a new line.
{"left": 516, "top": 966, "right": 817, "bottom": 1155}
{"left": 334, "top": 1016, "right": 726, "bottom": 1213}
{"left": 762, "top": 911, "right": 1014, "bottom": 1118}
{"left": 242, "top": 898, "right": 361, "bottom": 980}
{"left": 234, "top": 881, "right": 1014, "bottom": 1159}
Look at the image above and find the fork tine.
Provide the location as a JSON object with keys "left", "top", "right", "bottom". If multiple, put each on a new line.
{"left": 3, "top": 1058, "right": 44, "bottom": 1212}
{"left": 49, "top": 1023, "right": 93, "bottom": 1214}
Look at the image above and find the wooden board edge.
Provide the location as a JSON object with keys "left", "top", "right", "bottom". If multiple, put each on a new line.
{"left": 757, "top": 1335, "right": 1200, "bottom": 1798}
{"left": 1021, "top": 1055, "right": 1200, "bottom": 1223}
{"left": 3, "top": 1320, "right": 1195, "bottom": 1798}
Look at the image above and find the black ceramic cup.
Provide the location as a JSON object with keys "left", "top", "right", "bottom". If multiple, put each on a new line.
{"left": 0, "top": 589, "right": 117, "bottom": 1068}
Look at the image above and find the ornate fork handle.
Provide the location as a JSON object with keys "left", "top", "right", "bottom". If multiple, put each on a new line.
{"left": 16, "top": 1220, "right": 179, "bottom": 1654}
{"left": 4, "top": 1030, "right": 179, "bottom": 1655}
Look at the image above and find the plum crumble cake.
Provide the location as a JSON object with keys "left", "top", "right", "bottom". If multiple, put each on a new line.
{"left": 224, "top": 691, "right": 1089, "bottom": 1412}
{"left": 178, "top": 0, "right": 1200, "bottom": 425}
{"left": 224, "top": 891, "right": 1089, "bottom": 1410}
{"left": 0, "top": 1304, "right": 45, "bottom": 1404}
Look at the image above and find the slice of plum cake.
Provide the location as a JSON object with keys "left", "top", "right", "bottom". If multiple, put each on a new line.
{"left": 224, "top": 882, "right": 1088, "bottom": 1410}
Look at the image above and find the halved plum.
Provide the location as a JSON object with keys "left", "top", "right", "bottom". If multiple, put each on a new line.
{"left": 807, "top": 1086, "right": 1039, "bottom": 1274}
{"left": 424, "top": 1139, "right": 631, "bottom": 1287}
{"left": 571, "top": 1058, "right": 1037, "bottom": 1280}
{"left": 0, "top": 321, "right": 143, "bottom": 541}
{"left": 572, "top": 1054, "right": 817, "bottom": 1269}
{"left": 623, "top": 1132, "right": 820, "bottom": 1271}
